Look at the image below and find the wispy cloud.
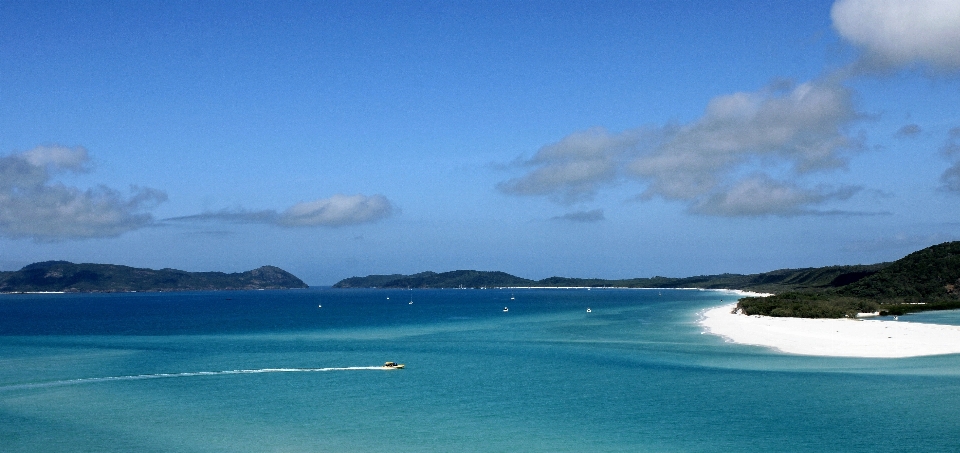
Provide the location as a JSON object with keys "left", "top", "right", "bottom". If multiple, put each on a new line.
{"left": 941, "top": 127, "right": 960, "bottom": 158}
{"left": 832, "top": 0, "right": 960, "bottom": 73}
{"left": 552, "top": 209, "right": 605, "bottom": 222}
{"left": 499, "top": 79, "right": 864, "bottom": 216}
{"left": 629, "top": 80, "right": 863, "bottom": 214}
{"left": 496, "top": 127, "right": 640, "bottom": 203}
{"left": 895, "top": 124, "right": 922, "bottom": 138}
{"left": 278, "top": 194, "right": 395, "bottom": 226}
{"left": 502, "top": 1, "right": 960, "bottom": 216}
{"left": 689, "top": 176, "right": 860, "bottom": 217}
{"left": 0, "top": 145, "right": 167, "bottom": 241}
{"left": 168, "top": 194, "right": 395, "bottom": 227}
{"left": 940, "top": 127, "right": 960, "bottom": 192}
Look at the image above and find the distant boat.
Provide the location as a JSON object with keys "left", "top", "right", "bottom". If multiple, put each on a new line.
{"left": 586, "top": 308, "right": 592, "bottom": 313}
{"left": 318, "top": 304, "right": 322, "bottom": 308}
{"left": 503, "top": 307, "right": 509, "bottom": 312}
{"left": 510, "top": 293, "right": 515, "bottom": 300}
{"left": 383, "top": 361, "right": 405, "bottom": 369}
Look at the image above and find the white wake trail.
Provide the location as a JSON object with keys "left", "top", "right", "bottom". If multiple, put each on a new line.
{"left": 1, "top": 366, "right": 397, "bottom": 391}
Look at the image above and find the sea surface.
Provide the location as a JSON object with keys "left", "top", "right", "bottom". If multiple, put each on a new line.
{"left": 2, "top": 288, "right": 960, "bottom": 452}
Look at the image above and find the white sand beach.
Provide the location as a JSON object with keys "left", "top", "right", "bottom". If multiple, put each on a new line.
{"left": 700, "top": 303, "right": 960, "bottom": 358}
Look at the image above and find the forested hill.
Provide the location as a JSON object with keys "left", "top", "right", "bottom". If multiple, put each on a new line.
{"left": 333, "top": 264, "right": 888, "bottom": 293}
{"left": 0, "top": 261, "right": 308, "bottom": 293}
{"left": 738, "top": 241, "right": 960, "bottom": 318}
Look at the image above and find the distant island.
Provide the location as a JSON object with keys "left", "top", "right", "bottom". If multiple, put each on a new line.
{"left": 333, "top": 264, "right": 886, "bottom": 293}
{"left": 0, "top": 261, "right": 308, "bottom": 293}
{"left": 335, "top": 241, "right": 960, "bottom": 319}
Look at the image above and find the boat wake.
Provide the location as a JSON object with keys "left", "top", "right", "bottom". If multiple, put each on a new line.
{"left": 1, "top": 366, "right": 394, "bottom": 391}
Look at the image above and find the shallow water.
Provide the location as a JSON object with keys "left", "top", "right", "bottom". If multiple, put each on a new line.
{"left": 2, "top": 288, "right": 959, "bottom": 452}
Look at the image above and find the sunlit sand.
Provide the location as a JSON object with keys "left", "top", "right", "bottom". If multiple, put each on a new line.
{"left": 700, "top": 303, "right": 960, "bottom": 358}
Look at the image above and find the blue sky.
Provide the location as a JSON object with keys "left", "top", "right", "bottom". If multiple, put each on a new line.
{"left": 2, "top": 0, "right": 960, "bottom": 285}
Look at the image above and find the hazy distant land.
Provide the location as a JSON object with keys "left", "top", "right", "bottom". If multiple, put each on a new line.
{"left": 333, "top": 265, "right": 886, "bottom": 293}
{"left": 0, "top": 261, "right": 308, "bottom": 293}
{"left": 337, "top": 241, "right": 960, "bottom": 319}
{"left": 6, "top": 242, "right": 960, "bottom": 318}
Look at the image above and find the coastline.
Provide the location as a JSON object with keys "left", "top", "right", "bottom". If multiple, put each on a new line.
{"left": 700, "top": 302, "right": 960, "bottom": 358}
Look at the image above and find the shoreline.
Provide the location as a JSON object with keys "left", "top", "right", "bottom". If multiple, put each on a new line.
{"left": 699, "top": 303, "right": 960, "bottom": 358}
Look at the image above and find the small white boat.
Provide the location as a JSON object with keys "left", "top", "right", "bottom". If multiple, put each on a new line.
{"left": 510, "top": 293, "right": 515, "bottom": 300}
{"left": 586, "top": 308, "right": 592, "bottom": 313}
{"left": 383, "top": 362, "right": 405, "bottom": 369}
{"left": 503, "top": 307, "right": 509, "bottom": 312}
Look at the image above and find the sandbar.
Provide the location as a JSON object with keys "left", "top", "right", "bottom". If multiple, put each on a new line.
{"left": 699, "top": 303, "right": 960, "bottom": 358}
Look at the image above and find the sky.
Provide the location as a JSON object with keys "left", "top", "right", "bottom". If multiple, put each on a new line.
{"left": 2, "top": 0, "right": 960, "bottom": 285}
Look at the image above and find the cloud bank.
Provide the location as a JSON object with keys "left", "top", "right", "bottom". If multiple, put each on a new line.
{"left": 500, "top": 80, "right": 863, "bottom": 216}
{"left": 832, "top": 0, "right": 960, "bottom": 72}
{"left": 0, "top": 145, "right": 167, "bottom": 241}
{"left": 169, "top": 194, "right": 395, "bottom": 227}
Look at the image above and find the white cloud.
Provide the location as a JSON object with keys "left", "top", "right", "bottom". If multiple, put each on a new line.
{"left": 278, "top": 194, "right": 394, "bottom": 227}
{"left": 0, "top": 146, "right": 166, "bottom": 241}
{"left": 169, "top": 194, "right": 395, "bottom": 227}
{"left": 630, "top": 81, "right": 861, "bottom": 204}
{"left": 22, "top": 145, "right": 90, "bottom": 169}
{"left": 496, "top": 127, "right": 641, "bottom": 203}
{"left": 832, "top": 0, "right": 960, "bottom": 71}
{"left": 690, "top": 176, "right": 859, "bottom": 217}
{"left": 499, "top": 80, "right": 864, "bottom": 216}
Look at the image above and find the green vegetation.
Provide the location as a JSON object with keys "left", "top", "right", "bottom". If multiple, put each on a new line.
{"left": 12, "top": 242, "right": 959, "bottom": 319}
{"left": 738, "top": 241, "right": 960, "bottom": 318}
{"left": 338, "top": 241, "right": 960, "bottom": 319}
{"left": 0, "top": 261, "right": 308, "bottom": 293}
{"left": 333, "top": 264, "right": 887, "bottom": 292}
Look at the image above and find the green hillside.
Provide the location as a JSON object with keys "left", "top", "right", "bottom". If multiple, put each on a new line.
{"left": 738, "top": 241, "right": 960, "bottom": 318}
{"left": 333, "top": 264, "right": 887, "bottom": 293}
{"left": 0, "top": 261, "right": 308, "bottom": 293}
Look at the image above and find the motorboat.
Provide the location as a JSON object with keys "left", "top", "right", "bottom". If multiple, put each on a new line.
{"left": 503, "top": 307, "right": 509, "bottom": 312}
{"left": 383, "top": 362, "right": 405, "bottom": 369}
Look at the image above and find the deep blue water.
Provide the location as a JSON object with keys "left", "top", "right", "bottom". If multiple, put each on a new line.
{"left": 2, "top": 288, "right": 960, "bottom": 452}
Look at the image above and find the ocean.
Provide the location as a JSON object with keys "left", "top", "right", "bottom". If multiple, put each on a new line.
{"left": 2, "top": 288, "right": 960, "bottom": 452}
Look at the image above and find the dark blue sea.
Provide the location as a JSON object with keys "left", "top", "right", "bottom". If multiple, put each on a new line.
{"left": 2, "top": 288, "right": 960, "bottom": 452}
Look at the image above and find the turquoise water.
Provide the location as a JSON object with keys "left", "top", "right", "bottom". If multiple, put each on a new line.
{"left": 2, "top": 288, "right": 960, "bottom": 452}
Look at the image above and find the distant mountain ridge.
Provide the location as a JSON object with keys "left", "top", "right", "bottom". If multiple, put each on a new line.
{"left": 0, "top": 261, "right": 308, "bottom": 293}
{"left": 333, "top": 264, "right": 889, "bottom": 293}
